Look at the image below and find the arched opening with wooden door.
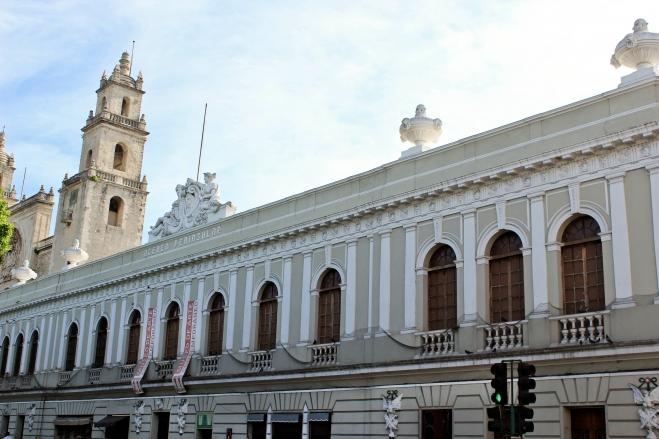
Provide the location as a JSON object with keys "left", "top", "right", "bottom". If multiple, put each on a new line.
{"left": 163, "top": 303, "right": 180, "bottom": 360}
{"left": 207, "top": 293, "right": 226, "bottom": 355}
{"left": 489, "top": 231, "right": 525, "bottom": 323}
{"left": 257, "top": 282, "right": 278, "bottom": 351}
{"left": 317, "top": 269, "right": 341, "bottom": 344}
{"left": 426, "top": 245, "right": 457, "bottom": 331}
{"left": 126, "top": 310, "right": 141, "bottom": 365}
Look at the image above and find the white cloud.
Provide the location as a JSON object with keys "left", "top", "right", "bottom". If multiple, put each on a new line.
{"left": 1, "top": 0, "right": 658, "bottom": 240}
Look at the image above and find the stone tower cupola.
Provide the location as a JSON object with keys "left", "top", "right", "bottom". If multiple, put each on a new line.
{"left": 0, "top": 131, "right": 17, "bottom": 204}
{"left": 50, "top": 52, "right": 149, "bottom": 271}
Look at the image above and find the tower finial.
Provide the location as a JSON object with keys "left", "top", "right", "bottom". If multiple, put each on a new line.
{"left": 119, "top": 51, "right": 131, "bottom": 76}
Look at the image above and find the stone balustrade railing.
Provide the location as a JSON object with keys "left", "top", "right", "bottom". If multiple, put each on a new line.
{"left": 200, "top": 355, "right": 221, "bottom": 375}
{"left": 418, "top": 329, "right": 455, "bottom": 356}
{"left": 88, "top": 368, "right": 102, "bottom": 384}
{"left": 58, "top": 371, "right": 72, "bottom": 386}
{"left": 86, "top": 110, "right": 146, "bottom": 131}
{"left": 248, "top": 351, "right": 272, "bottom": 372}
{"left": 309, "top": 343, "right": 339, "bottom": 366}
{"left": 155, "top": 360, "right": 175, "bottom": 379}
{"left": 479, "top": 321, "right": 527, "bottom": 351}
{"left": 93, "top": 170, "right": 143, "bottom": 190}
{"left": 19, "top": 375, "right": 32, "bottom": 388}
{"left": 120, "top": 364, "right": 135, "bottom": 382}
{"left": 550, "top": 310, "right": 609, "bottom": 345}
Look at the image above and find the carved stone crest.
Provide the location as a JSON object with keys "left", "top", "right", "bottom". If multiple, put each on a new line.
{"left": 133, "top": 400, "right": 145, "bottom": 434}
{"left": 176, "top": 398, "right": 188, "bottom": 435}
{"left": 149, "top": 172, "right": 236, "bottom": 241}
{"left": 26, "top": 403, "right": 36, "bottom": 432}
{"left": 630, "top": 377, "right": 659, "bottom": 438}
{"left": 383, "top": 389, "right": 403, "bottom": 438}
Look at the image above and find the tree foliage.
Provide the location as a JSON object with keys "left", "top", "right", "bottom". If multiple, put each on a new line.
{"left": 0, "top": 199, "right": 14, "bottom": 261}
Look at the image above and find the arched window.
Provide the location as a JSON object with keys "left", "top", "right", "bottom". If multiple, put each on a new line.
{"left": 427, "top": 245, "right": 457, "bottom": 331}
{"left": 317, "top": 270, "right": 341, "bottom": 344}
{"left": 561, "top": 216, "right": 605, "bottom": 314}
{"left": 126, "top": 310, "right": 141, "bottom": 365}
{"left": 207, "top": 294, "right": 225, "bottom": 355}
{"left": 164, "top": 303, "right": 180, "bottom": 360}
{"left": 121, "top": 97, "right": 129, "bottom": 116}
{"left": 113, "top": 143, "right": 125, "bottom": 170}
{"left": 27, "top": 331, "right": 39, "bottom": 375}
{"left": 108, "top": 196, "right": 124, "bottom": 227}
{"left": 489, "top": 231, "right": 525, "bottom": 323}
{"left": 0, "top": 337, "right": 8, "bottom": 374}
{"left": 93, "top": 317, "right": 108, "bottom": 368}
{"left": 86, "top": 150, "right": 93, "bottom": 168}
{"left": 258, "top": 282, "right": 278, "bottom": 351}
{"left": 65, "top": 323, "right": 78, "bottom": 371}
{"left": 12, "top": 334, "right": 23, "bottom": 377}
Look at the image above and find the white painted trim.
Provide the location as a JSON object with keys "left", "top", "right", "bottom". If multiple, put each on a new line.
{"left": 433, "top": 215, "right": 443, "bottom": 243}
{"left": 345, "top": 241, "right": 357, "bottom": 336}
{"left": 529, "top": 195, "right": 549, "bottom": 315}
{"left": 379, "top": 231, "right": 391, "bottom": 331}
{"left": 462, "top": 212, "right": 477, "bottom": 324}
{"left": 241, "top": 267, "right": 254, "bottom": 351}
{"left": 106, "top": 299, "right": 118, "bottom": 366}
{"left": 195, "top": 278, "right": 205, "bottom": 354}
{"left": 281, "top": 257, "right": 292, "bottom": 345}
{"left": 152, "top": 288, "right": 164, "bottom": 359}
{"left": 75, "top": 308, "right": 86, "bottom": 368}
{"left": 404, "top": 226, "right": 417, "bottom": 330}
{"left": 416, "top": 236, "right": 463, "bottom": 269}
{"left": 227, "top": 271, "right": 238, "bottom": 352}
{"left": 310, "top": 261, "right": 346, "bottom": 293}
{"left": 546, "top": 205, "right": 609, "bottom": 243}
{"left": 607, "top": 174, "right": 635, "bottom": 307}
{"left": 568, "top": 182, "right": 581, "bottom": 213}
{"left": 299, "top": 253, "right": 312, "bottom": 343}
{"left": 648, "top": 165, "right": 659, "bottom": 292}
{"left": 476, "top": 221, "right": 530, "bottom": 258}
{"left": 41, "top": 314, "right": 54, "bottom": 372}
{"left": 367, "top": 236, "right": 375, "bottom": 333}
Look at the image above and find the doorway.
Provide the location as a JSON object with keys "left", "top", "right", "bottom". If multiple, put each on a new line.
{"left": 570, "top": 407, "right": 606, "bottom": 439}
{"left": 151, "top": 412, "right": 170, "bottom": 439}
{"left": 421, "top": 409, "right": 452, "bottom": 439}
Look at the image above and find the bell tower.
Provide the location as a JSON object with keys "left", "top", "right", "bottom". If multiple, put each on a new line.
{"left": 50, "top": 52, "right": 149, "bottom": 271}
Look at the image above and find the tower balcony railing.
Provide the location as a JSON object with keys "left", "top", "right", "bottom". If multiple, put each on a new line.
{"left": 478, "top": 321, "right": 528, "bottom": 351}
{"left": 417, "top": 329, "right": 455, "bottom": 357}
{"left": 85, "top": 110, "right": 146, "bottom": 131}
{"left": 550, "top": 310, "right": 609, "bottom": 345}
{"left": 64, "top": 169, "right": 146, "bottom": 192}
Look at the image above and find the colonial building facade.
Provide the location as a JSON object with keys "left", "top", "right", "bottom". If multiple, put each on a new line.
{"left": 1, "top": 19, "right": 659, "bottom": 439}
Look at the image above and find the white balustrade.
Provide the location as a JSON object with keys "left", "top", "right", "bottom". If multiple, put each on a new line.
{"left": 155, "top": 360, "right": 175, "bottom": 379}
{"left": 418, "top": 329, "right": 455, "bottom": 356}
{"left": 309, "top": 343, "right": 339, "bottom": 366}
{"left": 248, "top": 351, "right": 272, "bottom": 372}
{"left": 58, "top": 371, "right": 72, "bottom": 386}
{"left": 120, "top": 365, "right": 135, "bottom": 382}
{"left": 480, "top": 321, "right": 527, "bottom": 351}
{"left": 200, "top": 355, "right": 221, "bottom": 375}
{"left": 552, "top": 311, "right": 608, "bottom": 345}
{"left": 88, "top": 368, "right": 102, "bottom": 384}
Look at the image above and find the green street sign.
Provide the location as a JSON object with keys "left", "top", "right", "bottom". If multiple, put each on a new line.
{"left": 197, "top": 413, "right": 213, "bottom": 429}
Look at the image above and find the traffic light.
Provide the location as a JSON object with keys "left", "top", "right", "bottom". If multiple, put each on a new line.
{"left": 490, "top": 362, "right": 508, "bottom": 405}
{"left": 486, "top": 406, "right": 505, "bottom": 433}
{"left": 517, "top": 362, "right": 536, "bottom": 433}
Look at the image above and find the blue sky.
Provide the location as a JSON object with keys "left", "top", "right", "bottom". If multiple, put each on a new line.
{"left": 1, "top": 1, "right": 658, "bottom": 241}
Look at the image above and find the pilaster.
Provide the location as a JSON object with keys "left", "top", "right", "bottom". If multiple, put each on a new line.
{"left": 461, "top": 211, "right": 478, "bottom": 325}
{"left": 607, "top": 173, "right": 635, "bottom": 308}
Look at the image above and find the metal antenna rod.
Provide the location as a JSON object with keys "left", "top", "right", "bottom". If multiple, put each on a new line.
{"left": 196, "top": 103, "right": 208, "bottom": 182}
{"left": 19, "top": 167, "right": 26, "bottom": 199}
{"left": 129, "top": 40, "right": 135, "bottom": 76}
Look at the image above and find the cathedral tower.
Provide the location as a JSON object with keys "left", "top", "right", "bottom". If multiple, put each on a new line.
{"left": 50, "top": 52, "right": 149, "bottom": 271}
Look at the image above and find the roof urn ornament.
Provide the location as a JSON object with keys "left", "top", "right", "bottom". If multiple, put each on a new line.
{"left": 611, "top": 19, "right": 659, "bottom": 86}
{"left": 60, "top": 238, "right": 89, "bottom": 270}
{"left": 399, "top": 104, "right": 442, "bottom": 158}
{"left": 10, "top": 260, "right": 37, "bottom": 286}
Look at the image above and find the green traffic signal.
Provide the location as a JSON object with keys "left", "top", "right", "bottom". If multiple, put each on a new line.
{"left": 490, "top": 363, "right": 508, "bottom": 405}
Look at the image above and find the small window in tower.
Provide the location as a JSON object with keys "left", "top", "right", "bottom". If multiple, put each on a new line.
{"left": 108, "top": 196, "right": 124, "bottom": 227}
{"left": 113, "top": 144, "right": 126, "bottom": 171}
{"left": 121, "top": 97, "right": 129, "bottom": 116}
{"left": 101, "top": 96, "right": 107, "bottom": 111}
{"left": 86, "top": 150, "right": 93, "bottom": 168}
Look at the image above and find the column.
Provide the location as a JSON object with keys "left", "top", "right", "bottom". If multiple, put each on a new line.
{"left": 607, "top": 174, "right": 635, "bottom": 308}
{"left": 345, "top": 240, "right": 357, "bottom": 337}
{"left": 462, "top": 211, "right": 477, "bottom": 325}
{"left": 57, "top": 312, "right": 69, "bottom": 369}
{"left": 299, "top": 252, "right": 312, "bottom": 344}
{"left": 379, "top": 230, "right": 391, "bottom": 332}
{"left": 115, "top": 297, "right": 128, "bottom": 363}
{"left": 403, "top": 225, "right": 417, "bottom": 331}
{"left": 85, "top": 305, "right": 97, "bottom": 367}
{"left": 49, "top": 313, "right": 61, "bottom": 370}
{"left": 179, "top": 281, "right": 192, "bottom": 355}
{"left": 226, "top": 270, "right": 238, "bottom": 352}
{"left": 367, "top": 235, "right": 375, "bottom": 333}
{"left": 106, "top": 299, "right": 118, "bottom": 365}
{"left": 195, "top": 278, "right": 205, "bottom": 355}
{"left": 140, "top": 290, "right": 152, "bottom": 357}
{"left": 152, "top": 288, "right": 164, "bottom": 358}
{"left": 529, "top": 194, "right": 549, "bottom": 316}
{"left": 35, "top": 315, "right": 48, "bottom": 372}
{"left": 241, "top": 267, "right": 254, "bottom": 350}
{"left": 281, "top": 256, "right": 293, "bottom": 346}
{"left": 75, "top": 307, "right": 87, "bottom": 368}
{"left": 19, "top": 321, "right": 32, "bottom": 375}
{"left": 648, "top": 164, "right": 659, "bottom": 294}
{"left": 5, "top": 324, "right": 15, "bottom": 375}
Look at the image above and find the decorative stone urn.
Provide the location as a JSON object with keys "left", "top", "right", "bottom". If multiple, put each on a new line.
{"left": 611, "top": 18, "right": 659, "bottom": 86}
{"left": 10, "top": 260, "right": 37, "bottom": 286}
{"left": 61, "top": 239, "right": 89, "bottom": 270}
{"left": 399, "top": 104, "right": 442, "bottom": 158}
